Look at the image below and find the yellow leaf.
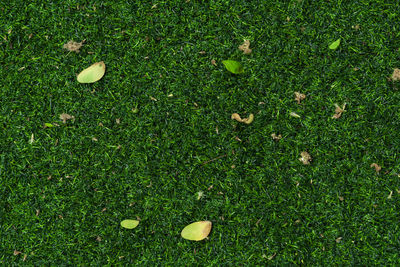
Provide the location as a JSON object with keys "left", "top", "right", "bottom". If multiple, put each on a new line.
{"left": 77, "top": 61, "right": 106, "bottom": 83}
{"left": 181, "top": 221, "right": 212, "bottom": 241}
{"left": 120, "top": 219, "right": 139, "bottom": 229}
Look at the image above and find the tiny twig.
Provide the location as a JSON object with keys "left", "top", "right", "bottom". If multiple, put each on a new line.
{"left": 201, "top": 154, "right": 228, "bottom": 166}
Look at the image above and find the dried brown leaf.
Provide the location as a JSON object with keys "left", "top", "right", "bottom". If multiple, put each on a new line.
{"left": 231, "top": 113, "right": 254, "bottom": 124}
{"left": 238, "top": 39, "right": 252, "bottom": 55}
{"left": 63, "top": 40, "right": 85, "bottom": 53}
{"left": 332, "top": 103, "right": 346, "bottom": 119}
{"left": 299, "top": 151, "right": 312, "bottom": 165}
{"left": 370, "top": 163, "right": 381, "bottom": 173}
{"left": 294, "top": 92, "right": 306, "bottom": 104}
{"left": 211, "top": 59, "right": 217, "bottom": 66}
{"left": 59, "top": 113, "right": 74, "bottom": 123}
{"left": 391, "top": 68, "right": 400, "bottom": 81}
{"left": 271, "top": 133, "right": 282, "bottom": 141}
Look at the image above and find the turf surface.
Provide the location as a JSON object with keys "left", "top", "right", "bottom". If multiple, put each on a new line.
{"left": 1, "top": 0, "right": 400, "bottom": 265}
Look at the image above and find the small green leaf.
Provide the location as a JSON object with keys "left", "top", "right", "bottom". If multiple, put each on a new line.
{"left": 44, "top": 123, "right": 54, "bottom": 128}
{"left": 181, "top": 221, "right": 212, "bottom": 241}
{"left": 329, "top": 39, "right": 341, "bottom": 50}
{"left": 120, "top": 219, "right": 139, "bottom": 229}
{"left": 222, "top": 60, "right": 244, "bottom": 74}
{"left": 77, "top": 61, "right": 106, "bottom": 83}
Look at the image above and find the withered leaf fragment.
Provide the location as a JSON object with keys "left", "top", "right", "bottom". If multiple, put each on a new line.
{"left": 60, "top": 113, "right": 75, "bottom": 123}
{"left": 391, "top": 68, "right": 400, "bottom": 81}
{"left": 63, "top": 40, "right": 85, "bottom": 53}
{"left": 294, "top": 92, "right": 306, "bottom": 104}
{"left": 271, "top": 133, "right": 282, "bottom": 141}
{"left": 231, "top": 113, "right": 254, "bottom": 124}
{"left": 238, "top": 39, "right": 252, "bottom": 55}
{"left": 332, "top": 103, "right": 346, "bottom": 119}
{"left": 299, "top": 151, "right": 312, "bottom": 165}
{"left": 370, "top": 163, "right": 381, "bottom": 173}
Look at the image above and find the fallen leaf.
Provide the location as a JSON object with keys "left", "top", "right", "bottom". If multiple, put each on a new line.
{"left": 329, "top": 38, "right": 341, "bottom": 50}
{"left": 196, "top": 191, "right": 204, "bottom": 200}
{"left": 120, "top": 219, "right": 140, "bottom": 229}
{"left": 289, "top": 112, "right": 301, "bottom": 118}
{"left": 271, "top": 133, "right": 282, "bottom": 141}
{"left": 335, "top": 237, "right": 343, "bottom": 243}
{"left": 59, "top": 113, "right": 74, "bottom": 123}
{"left": 29, "top": 133, "right": 34, "bottom": 144}
{"left": 370, "top": 163, "right": 381, "bottom": 173}
{"left": 231, "top": 113, "right": 254, "bottom": 124}
{"left": 299, "top": 151, "right": 312, "bottom": 165}
{"left": 388, "top": 191, "right": 393, "bottom": 199}
{"left": 211, "top": 59, "right": 217, "bottom": 66}
{"left": 63, "top": 40, "right": 85, "bottom": 53}
{"left": 77, "top": 61, "right": 106, "bottom": 83}
{"left": 14, "top": 250, "right": 22, "bottom": 255}
{"left": 391, "top": 68, "right": 400, "bottom": 81}
{"left": 352, "top": 24, "right": 360, "bottom": 30}
{"left": 181, "top": 221, "right": 212, "bottom": 241}
{"left": 294, "top": 92, "right": 306, "bottom": 104}
{"left": 222, "top": 60, "right": 244, "bottom": 74}
{"left": 238, "top": 39, "right": 252, "bottom": 55}
{"left": 332, "top": 103, "right": 346, "bottom": 119}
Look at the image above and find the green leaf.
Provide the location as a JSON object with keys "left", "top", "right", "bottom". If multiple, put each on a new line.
{"left": 120, "top": 219, "right": 139, "bottom": 229}
{"left": 329, "top": 39, "right": 341, "bottom": 50}
{"left": 181, "top": 221, "right": 212, "bottom": 241}
{"left": 222, "top": 60, "right": 244, "bottom": 74}
{"left": 44, "top": 123, "right": 54, "bottom": 128}
{"left": 77, "top": 61, "right": 106, "bottom": 83}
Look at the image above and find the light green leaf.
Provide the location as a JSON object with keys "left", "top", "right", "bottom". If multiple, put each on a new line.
{"left": 181, "top": 221, "right": 212, "bottom": 241}
{"left": 120, "top": 219, "right": 139, "bottom": 229}
{"left": 44, "top": 123, "right": 54, "bottom": 128}
{"left": 329, "top": 39, "right": 341, "bottom": 50}
{"left": 77, "top": 61, "right": 106, "bottom": 83}
{"left": 222, "top": 60, "right": 244, "bottom": 74}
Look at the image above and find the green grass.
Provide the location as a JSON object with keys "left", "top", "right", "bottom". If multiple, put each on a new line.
{"left": 1, "top": 0, "right": 400, "bottom": 265}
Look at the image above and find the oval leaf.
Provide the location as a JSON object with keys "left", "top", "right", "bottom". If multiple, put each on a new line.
{"left": 329, "top": 39, "right": 341, "bottom": 50}
{"left": 77, "top": 61, "right": 106, "bottom": 83}
{"left": 120, "top": 219, "right": 139, "bottom": 229}
{"left": 222, "top": 60, "right": 244, "bottom": 74}
{"left": 181, "top": 221, "right": 212, "bottom": 241}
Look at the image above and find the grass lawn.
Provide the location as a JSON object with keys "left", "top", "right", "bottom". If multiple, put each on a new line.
{"left": 2, "top": 0, "right": 400, "bottom": 265}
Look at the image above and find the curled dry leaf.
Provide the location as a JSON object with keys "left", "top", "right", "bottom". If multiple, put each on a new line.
{"left": 231, "top": 113, "right": 254, "bottom": 124}
{"left": 332, "top": 103, "right": 346, "bottom": 119}
{"left": 63, "top": 40, "right": 85, "bottom": 53}
{"left": 391, "top": 68, "right": 400, "bottom": 81}
{"left": 271, "top": 133, "right": 282, "bottom": 141}
{"left": 299, "top": 151, "right": 312, "bottom": 165}
{"left": 211, "top": 59, "right": 217, "bottom": 66}
{"left": 60, "top": 113, "right": 74, "bottom": 123}
{"left": 370, "top": 163, "right": 381, "bottom": 173}
{"left": 294, "top": 92, "right": 306, "bottom": 104}
{"left": 238, "top": 39, "right": 252, "bottom": 55}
